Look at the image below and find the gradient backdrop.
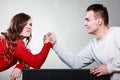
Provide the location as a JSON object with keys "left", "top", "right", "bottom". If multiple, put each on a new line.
{"left": 0, "top": 0, "right": 120, "bottom": 80}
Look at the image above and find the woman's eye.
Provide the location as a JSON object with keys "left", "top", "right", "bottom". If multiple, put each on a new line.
{"left": 30, "top": 23, "right": 32, "bottom": 26}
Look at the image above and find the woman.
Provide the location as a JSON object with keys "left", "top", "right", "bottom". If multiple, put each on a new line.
{"left": 0, "top": 13, "right": 56, "bottom": 80}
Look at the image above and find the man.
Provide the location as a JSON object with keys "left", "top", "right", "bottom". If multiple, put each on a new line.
{"left": 45, "top": 4, "right": 120, "bottom": 80}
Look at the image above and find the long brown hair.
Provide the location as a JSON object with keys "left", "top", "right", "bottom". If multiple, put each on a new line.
{"left": 1, "top": 13, "right": 32, "bottom": 64}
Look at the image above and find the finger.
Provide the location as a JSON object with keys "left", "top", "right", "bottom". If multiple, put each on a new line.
{"left": 44, "top": 34, "right": 48, "bottom": 38}
{"left": 10, "top": 76, "right": 14, "bottom": 80}
{"left": 17, "top": 73, "right": 20, "bottom": 78}
{"left": 92, "top": 66, "right": 98, "bottom": 70}
{"left": 90, "top": 66, "right": 99, "bottom": 73}
{"left": 9, "top": 74, "right": 12, "bottom": 77}
{"left": 90, "top": 68, "right": 96, "bottom": 74}
{"left": 11, "top": 77, "right": 16, "bottom": 80}
{"left": 43, "top": 35, "right": 47, "bottom": 40}
{"left": 96, "top": 72, "right": 102, "bottom": 77}
{"left": 51, "top": 34, "right": 56, "bottom": 39}
{"left": 91, "top": 68, "right": 100, "bottom": 75}
{"left": 92, "top": 70, "right": 99, "bottom": 75}
{"left": 9, "top": 73, "right": 14, "bottom": 78}
{"left": 43, "top": 35, "right": 49, "bottom": 40}
{"left": 13, "top": 73, "right": 18, "bottom": 79}
{"left": 90, "top": 67, "right": 96, "bottom": 72}
{"left": 47, "top": 32, "right": 53, "bottom": 36}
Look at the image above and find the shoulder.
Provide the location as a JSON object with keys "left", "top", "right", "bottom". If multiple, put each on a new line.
{"left": 16, "top": 40, "right": 25, "bottom": 45}
{"left": 16, "top": 40, "right": 25, "bottom": 48}
{"left": 0, "top": 34, "right": 5, "bottom": 48}
{"left": 110, "top": 27, "right": 120, "bottom": 32}
{"left": 0, "top": 34, "right": 5, "bottom": 42}
{"left": 110, "top": 27, "right": 120, "bottom": 41}
{"left": 107, "top": 27, "right": 120, "bottom": 37}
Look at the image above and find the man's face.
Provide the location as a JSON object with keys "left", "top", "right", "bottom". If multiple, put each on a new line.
{"left": 84, "top": 10, "right": 99, "bottom": 34}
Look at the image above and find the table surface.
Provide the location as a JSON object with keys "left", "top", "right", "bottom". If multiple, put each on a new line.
{"left": 22, "top": 69, "right": 111, "bottom": 80}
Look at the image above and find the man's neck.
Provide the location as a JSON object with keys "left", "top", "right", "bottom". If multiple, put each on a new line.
{"left": 95, "top": 25, "right": 109, "bottom": 40}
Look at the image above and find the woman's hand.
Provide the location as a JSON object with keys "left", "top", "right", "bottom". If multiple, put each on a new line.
{"left": 9, "top": 68, "right": 22, "bottom": 80}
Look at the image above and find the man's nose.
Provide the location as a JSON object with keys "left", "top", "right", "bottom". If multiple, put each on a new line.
{"left": 84, "top": 21, "right": 87, "bottom": 26}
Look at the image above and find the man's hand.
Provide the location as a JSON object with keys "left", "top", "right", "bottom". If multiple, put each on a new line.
{"left": 90, "top": 65, "right": 109, "bottom": 77}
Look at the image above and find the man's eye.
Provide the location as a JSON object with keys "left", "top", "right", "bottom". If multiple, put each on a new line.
{"left": 30, "top": 23, "right": 32, "bottom": 26}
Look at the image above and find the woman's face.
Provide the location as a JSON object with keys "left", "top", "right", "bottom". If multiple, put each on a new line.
{"left": 20, "top": 19, "right": 32, "bottom": 38}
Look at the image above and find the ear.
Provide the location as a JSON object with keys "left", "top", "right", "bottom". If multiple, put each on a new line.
{"left": 97, "top": 18, "right": 102, "bottom": 25}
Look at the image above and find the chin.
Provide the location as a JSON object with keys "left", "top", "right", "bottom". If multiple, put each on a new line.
{"left": 24, "top": 35, "right": 30, "bottom": 38}
{"left": 87, "top": 30, "right": 91, "bottom": 33}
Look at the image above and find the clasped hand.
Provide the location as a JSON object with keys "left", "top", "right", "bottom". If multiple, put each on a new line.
{"left": 43, "top": 32, "right": 57, "bottom": 45}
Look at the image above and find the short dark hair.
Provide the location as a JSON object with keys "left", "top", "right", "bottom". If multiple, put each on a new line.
{"left": 87, "top": 4, "right": 109, "bottom": 25}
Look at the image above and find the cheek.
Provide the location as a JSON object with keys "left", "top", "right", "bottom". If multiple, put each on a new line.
{"left": 89, "top": 21, "right": 94, "bottom": 25}
{"left": 89, "top": 22, "right": 97, "bottom": 28}
{"left": 20, "top": 31, "right": 25, "bottom": 36}
{"left": 20, "top": 29, "right": 27, "bottom": 36}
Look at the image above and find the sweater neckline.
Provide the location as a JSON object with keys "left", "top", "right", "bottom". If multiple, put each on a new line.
{"left": 95, "top": 27, "right": 112, "bottom": 42}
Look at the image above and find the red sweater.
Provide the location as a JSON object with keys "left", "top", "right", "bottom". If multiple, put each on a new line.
{"left": 0, "top": 36, "right": 52, "bottom": 72}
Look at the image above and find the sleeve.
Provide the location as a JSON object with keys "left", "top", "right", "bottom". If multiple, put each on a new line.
{"left": 15, "top": 64, "right": 24, "bottom": 70}
{"left": 14, "top": 59, "right": 30, "bottom": 70}
{"left": 52, "top": 43, "right": 94, "bottom": 69}
{"left": 107, "top": 28, "right": 120, "bottom": 73}
{"left": 14, "top": 40, "right": 52, "bottom": 69}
